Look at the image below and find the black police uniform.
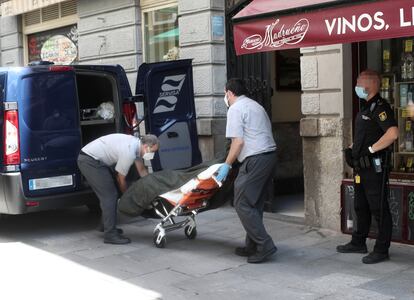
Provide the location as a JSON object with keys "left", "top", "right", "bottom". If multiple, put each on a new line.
{"left": 351, "top": 93, "right": 396, "bottom": 254}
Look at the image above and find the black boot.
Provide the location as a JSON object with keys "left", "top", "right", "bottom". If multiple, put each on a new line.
{"left": 247, "top": 246, "right": 277, "bottom": 263}
{"left": 104, "top": 232, "right": 131, "bottom": 245}
{"left": 362, "top": 252, "right": 389, "bottom": 264}
{"left": 235, "top": 246, "right": 256, "bottom": 257}
{"left": 336, "top": 242, "right": 367, "bottom": 254}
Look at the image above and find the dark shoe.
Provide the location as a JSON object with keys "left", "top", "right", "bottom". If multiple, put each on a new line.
{"left": 97, "top": 224, "right": 123, "bottom": 234}
{"left": 235, "top": 247, "right": 256, "bottom": 257}
{"left": 362, "top": 252, "right": 389, "bottom": 264}
{"left": 104, "top": 233, "right": 131, "bottom": 245}
{"left": 336, "top": 242, "right": 367, "bottom": 254}
{"left": 247, "top": 247, "right": 277, "bottom": 263}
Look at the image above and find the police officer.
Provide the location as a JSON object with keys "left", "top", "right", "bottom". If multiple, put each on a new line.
{"left": 216, "top": 78, "right": 277, "bottom": 264}
{"left": 337, "top": 70, "right": 398, "bottom": 264}
{"left": 78, "top": 134, "right": 159, "bottom": 245}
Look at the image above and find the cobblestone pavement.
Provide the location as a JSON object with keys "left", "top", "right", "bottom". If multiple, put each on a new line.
{"left": 0, "top": 205, "right": 413, "bottom": 299}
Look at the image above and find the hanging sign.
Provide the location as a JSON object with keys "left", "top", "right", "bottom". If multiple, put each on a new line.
{"left": 233, "top": 0, "right": 414, "bottom": 55}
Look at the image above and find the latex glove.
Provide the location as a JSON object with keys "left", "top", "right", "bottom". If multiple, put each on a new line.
{"left": 215, "top": 163, "right": 231, "bottom": 182}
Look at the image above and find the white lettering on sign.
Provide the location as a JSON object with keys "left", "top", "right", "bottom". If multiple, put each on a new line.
{"left": 241, "top": 18, "right": 309, "bottom": 50}
{"left": 153, "top": 74, "right": 186, "bottom": 114}
{"left": 400, "top": 7, "right": 414, "bottom": 27}
{"left": 325, "top": 11, "right": 386, "bottom": 36}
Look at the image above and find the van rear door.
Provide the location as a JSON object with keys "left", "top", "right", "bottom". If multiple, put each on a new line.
{"left": 136, "top": 59, "right": 202, "bottom": 171}
{"left": 19, "top": 67, "right": 82, "bottom": 197}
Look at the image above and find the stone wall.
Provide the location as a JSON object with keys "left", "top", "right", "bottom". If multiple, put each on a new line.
{"left": 300, "top": 44, "right": 353, "bottom": 231}
{"left": 77, "top": 0, "right": 141, "bottom": 90}
{"left": 0, "top": 15, "right": 23, "bottom": 66}
{"left": 179, "top": 0, "right": 227, "bottom": 161}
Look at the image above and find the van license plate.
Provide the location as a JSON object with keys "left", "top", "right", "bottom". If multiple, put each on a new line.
{"left": 29, "top": 175, "right": 73, "bottom": 191}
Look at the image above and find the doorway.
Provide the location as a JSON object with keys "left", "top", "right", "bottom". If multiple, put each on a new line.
{"left": 269, "top": 49, "right": 304, "bottom": 218}
{"left": 225, "top": 0, "right": 304, "bottom": 218}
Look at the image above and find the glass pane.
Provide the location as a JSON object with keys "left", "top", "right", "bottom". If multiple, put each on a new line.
{"left": 27, "top": 25, "right": 78, "bottom": 65}
{"left": 21, "top": 73, "right": 77, "bottom": 131}
{"left": 0, "top": 73, "right": 6, "bottom": 102}
{"left": 144, "top": 6, "right": 179, "bottom": 63}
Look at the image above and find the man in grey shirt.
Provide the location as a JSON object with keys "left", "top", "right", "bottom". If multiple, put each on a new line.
{"left": 78, "top": 134, "right": 159, "bottom": 244}
{"left": 216, "top": 78, "right": 277, "bottom": 263}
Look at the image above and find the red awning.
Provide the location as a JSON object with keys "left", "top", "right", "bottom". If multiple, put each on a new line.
{"left": 233, "top": 0, "right": 414, "bottom": 56}
{"left": 234, "top": 0, "right": 341, "bottom": 21}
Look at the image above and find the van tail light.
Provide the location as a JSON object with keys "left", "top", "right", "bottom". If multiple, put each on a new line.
{"left": 123, "top": 102, "right": 137, "bottom": 134}
{"left": 4, "top": 109, "right": 20, "bottom": 165}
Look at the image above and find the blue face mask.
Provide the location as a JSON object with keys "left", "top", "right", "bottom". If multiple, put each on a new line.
{"left": 355, "top": 86, "right": 369, "bottom": 100}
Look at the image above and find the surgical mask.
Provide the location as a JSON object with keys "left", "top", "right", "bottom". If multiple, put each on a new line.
{"left": 355, "top": 86, "right": 369, "bottom": 100}
{"left": 142, "top": 147, "right": 155, "bottom": 160}
{"left": 223, "top": 94, "right": 229, "bottom": 108}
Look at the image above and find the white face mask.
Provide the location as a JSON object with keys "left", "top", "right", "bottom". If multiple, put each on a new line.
{"left": 223, "top": 94, "right": 229, "bottom": 108}
{"left": 142, "top": 147, "right": 155, "bottom": 161}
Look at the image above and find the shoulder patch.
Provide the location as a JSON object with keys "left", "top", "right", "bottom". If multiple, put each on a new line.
{"left": 379, "top": 111, "right": 387, "bottom": 121}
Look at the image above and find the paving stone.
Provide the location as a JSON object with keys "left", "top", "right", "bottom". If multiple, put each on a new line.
{"left": 298, "top": 272, "right": 374, "bottom": 295}
{"left": 359, "top": 273, "right": 414, "bottom": 299}
{"left": 1, "top": 206, "right": 414, "bottom": 299}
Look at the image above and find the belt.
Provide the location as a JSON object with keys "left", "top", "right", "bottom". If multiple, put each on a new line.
{"left": 245, "top": 150, "right": 276, "bottom": 160}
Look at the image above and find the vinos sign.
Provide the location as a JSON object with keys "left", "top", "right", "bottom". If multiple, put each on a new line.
{"left": 233, "top": 0, "right": 414, "bottom": 55}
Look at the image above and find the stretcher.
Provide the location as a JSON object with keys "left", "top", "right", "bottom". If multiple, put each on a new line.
{"left": 149, "top": 164, "right": 223, "bottom": 248}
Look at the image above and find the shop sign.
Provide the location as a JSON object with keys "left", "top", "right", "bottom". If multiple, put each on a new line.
{"left": 234, "top": 0, "right": 414, "bottom": 55}
{"left": 1, "top": 0, "right": 66, "bottom": 17}
{"left": 41, "top": 35, "right": 77, "bottom": 65}
{"left": 28, "top": 25, "right": 78, "bottom": 65}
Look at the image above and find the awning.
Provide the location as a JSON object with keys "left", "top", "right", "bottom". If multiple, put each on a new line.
{"left": 233, "top": 0, "right": 414, "bottom": 56}
{"left": 0, "top": 0, "right": 67, "bottom": 17}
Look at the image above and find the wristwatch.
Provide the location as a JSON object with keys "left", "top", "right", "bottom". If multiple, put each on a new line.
{"left": 368, "top": 146, "right": 375, "bottom": 154}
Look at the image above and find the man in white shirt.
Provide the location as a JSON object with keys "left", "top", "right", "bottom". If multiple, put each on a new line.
{"left": 78, "top": 134, "right": 159, "bottom": 244}
{"left": 216, "top": 78, "right": 277, "bottom": 263}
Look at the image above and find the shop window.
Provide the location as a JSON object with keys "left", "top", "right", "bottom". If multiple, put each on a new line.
{"left": 143, "top": 6, "right": 179, "bottom": 63}
{"left": 27, "top": 25, "right": 78, "bottom": 65}
{"left": 365, "top": 37, "right": 414, "bottom": 177}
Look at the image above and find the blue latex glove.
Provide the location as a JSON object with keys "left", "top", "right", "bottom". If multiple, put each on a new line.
{"left": 215, "top": 163, "right": 231, "bottom": 182}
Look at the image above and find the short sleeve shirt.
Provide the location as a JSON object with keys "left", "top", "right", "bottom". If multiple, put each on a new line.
{"left": 226, "top": 95, "right": 276, "bottom": 162}
{"left": 82, "top": 133, "right": 141, "bottom": 176}
{"left": 352, "top": 94, "right": 397, "bottom": 158}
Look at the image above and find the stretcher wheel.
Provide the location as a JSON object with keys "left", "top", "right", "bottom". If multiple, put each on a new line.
{"left": 153, "top": 229, "right": 166, "bottom": 248}
{"left": 184, "top": 225, "right": 197, "bottom": 240}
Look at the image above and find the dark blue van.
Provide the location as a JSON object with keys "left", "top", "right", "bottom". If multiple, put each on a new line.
{"left": 0, "top": 60, "right": 201, "bottom": 215}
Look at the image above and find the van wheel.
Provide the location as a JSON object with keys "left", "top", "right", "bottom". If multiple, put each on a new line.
{"left": 86, "top": 204, "right": 101, "bottom": 215}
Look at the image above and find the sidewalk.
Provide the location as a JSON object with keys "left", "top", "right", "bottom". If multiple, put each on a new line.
{"left": 1, "top": 205, "right": 414, "bottom": 299}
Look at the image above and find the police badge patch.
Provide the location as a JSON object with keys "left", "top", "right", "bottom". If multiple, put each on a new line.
{"left": 379, "top": 111, "right": 387, "bottom": 121}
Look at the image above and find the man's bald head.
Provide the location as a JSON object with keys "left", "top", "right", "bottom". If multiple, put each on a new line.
{"left": 356, "top": 70, "right": 381, "bottom": 100}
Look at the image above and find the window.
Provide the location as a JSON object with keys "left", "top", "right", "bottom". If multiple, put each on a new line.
{"left": 21, "top": 73, "right": 77, "bottom": 131}
{"left": 0, "top": 73, "right": 6, "bottom": 102}
{"left": 143, "top": 6, "right": 179, "bottom": 63}
{"left": 27, "top": 25, "right": 78, "bottom": 65}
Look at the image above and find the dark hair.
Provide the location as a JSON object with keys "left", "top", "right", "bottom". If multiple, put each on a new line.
{"left": 225, "top": 78, "right": 248, "bottom": 96}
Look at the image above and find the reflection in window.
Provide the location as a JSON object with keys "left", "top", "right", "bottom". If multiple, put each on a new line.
{"left": 0, "top": 73, "right": 5, "bottom": 102}
{"left": 144, "top": 6, "right": 179, "bottom": 63}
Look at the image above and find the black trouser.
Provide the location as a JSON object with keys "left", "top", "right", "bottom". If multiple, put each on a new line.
{"left": 234, "top": 151, "right": 276, "bottom": 252}
{"left": 351, "top": 167, "right": 392, "bottom": 253}
{"left": 77, "top": 154, "right": 119, "bottom": 235}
